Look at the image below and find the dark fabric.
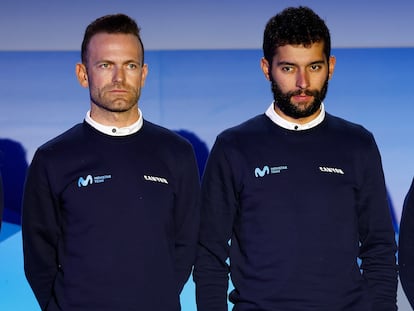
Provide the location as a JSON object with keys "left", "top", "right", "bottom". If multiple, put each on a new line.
{"left": 194, "top": 113, "right": 397, "bottom": 311}
{"left": 22, "top": 120, "right": 200, "bottom": 311}
{"left": 399, "top": 177, "right": 414, "bottom": 309}
{"left": 0, "top": 172, "right": 3, "bottom": 230}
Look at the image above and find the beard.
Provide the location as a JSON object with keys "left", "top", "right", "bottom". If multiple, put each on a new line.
{"left": 271, "top": 77, "right": 329, "bottom": 119}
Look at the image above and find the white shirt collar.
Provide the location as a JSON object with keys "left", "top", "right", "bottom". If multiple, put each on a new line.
{"left": 265, "top": 102, "right": 325, "bottom": 131}
{"left": 84, "top": 109, "right": 143, "bottom": 136}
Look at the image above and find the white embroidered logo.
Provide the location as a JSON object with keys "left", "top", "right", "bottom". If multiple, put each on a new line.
{"left": 144, "top": 175, "right": 169, "bottom": 184}
{"left": 319, "top": 167, "right": 345, "bottom": 175}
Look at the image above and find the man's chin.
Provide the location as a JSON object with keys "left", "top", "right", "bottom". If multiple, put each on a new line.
{"left": 281, "top": 101, "right": 321, "bottom": 119}
{"left": 290, "top": 101, "right": 315, "bottom": 112}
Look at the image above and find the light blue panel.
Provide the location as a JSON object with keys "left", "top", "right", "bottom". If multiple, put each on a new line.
{"left": 0, "top": 224, "right": 38, "bottom": 311}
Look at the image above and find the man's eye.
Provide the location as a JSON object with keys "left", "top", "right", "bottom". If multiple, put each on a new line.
{"left": 282, "top": 66, "right": 294, "bottom": 72}
{"left": 127, "top": 63, "right": 138, "bottom": 69}
{"left": 99, "top": 63, "right": 110, "bottom": 69}
{"left": 310, "top": 65, "right": 321, "bottom": 71}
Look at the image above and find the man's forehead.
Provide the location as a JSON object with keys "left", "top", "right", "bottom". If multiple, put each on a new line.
{"left": 274, "top": 42, "right": 326, "bottom": 62}
{"left": 87, "top": 33, "right": 142, "bottom": 59}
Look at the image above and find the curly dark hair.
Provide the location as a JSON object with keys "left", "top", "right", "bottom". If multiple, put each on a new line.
{"left": 81, "top": 13, "right": 144, "bottom": 65}
{"left": 263, "top": 6, "right": 331, "bottom": 65}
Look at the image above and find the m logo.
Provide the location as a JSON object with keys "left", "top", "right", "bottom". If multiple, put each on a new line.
{"left": 255, "top": 166, "right": 270, "bottom": 177}
{"left": 78, "top": 175, "right": 93, "bottom": 187}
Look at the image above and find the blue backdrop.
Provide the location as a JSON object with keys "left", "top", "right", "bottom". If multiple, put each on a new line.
{"left": 1, "top": 47, "right": 413, "bottom": 310}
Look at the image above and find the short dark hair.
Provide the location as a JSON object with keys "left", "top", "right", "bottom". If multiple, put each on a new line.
{"left": 81, "top": 13, "right": 144, "bottom": 65}
{"left": 263, "top": 6, "right": 331, "bottom": 64}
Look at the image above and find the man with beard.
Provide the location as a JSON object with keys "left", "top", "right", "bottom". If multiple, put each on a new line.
{"left": 22, "top": 14, "right": 200, "bottom": 310}
{"left": 194, "top": 6, "right": 397, "bottom": 311}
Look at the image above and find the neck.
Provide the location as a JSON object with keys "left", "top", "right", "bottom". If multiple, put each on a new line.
{"left": 90, "top": 106, "right": 140, "bottom": 127}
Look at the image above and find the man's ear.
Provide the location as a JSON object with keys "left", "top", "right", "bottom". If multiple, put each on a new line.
{"left": 75, "top": 63, "right": 89, "bottom": 88}
{"left": 260, "top": 57, "right": 271, "bottom": 81}
{"left": 328, "top": 56, "right": 336, "bottom": 80}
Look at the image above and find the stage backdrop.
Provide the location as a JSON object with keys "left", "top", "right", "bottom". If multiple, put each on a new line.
{"left": 1, "top": 47, "right": 414, "bottom": 310}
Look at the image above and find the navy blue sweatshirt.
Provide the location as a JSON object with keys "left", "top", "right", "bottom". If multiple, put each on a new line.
{"left": 194, "top": 113, "right": 397, "bottom": 310}
{"left": 398, "top": 178, "right": 414, "bottom": 308}
{"left": 22, "top": 120, "right": 200, "bottom": 311}
{"left": 0, "top": 172, "right": 3, "bottom": 230}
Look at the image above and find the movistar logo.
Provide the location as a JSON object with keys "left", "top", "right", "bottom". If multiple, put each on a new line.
{"left": 78, "top": 175, "right": 93, "bottom": 187}
{"left": 255, "top": 166, "right": 270, "bottom": 177}
{"left": 77, "top": 174, "right": 112, "bottom": 187}
{"left": 254, "top": 165, "right": 288, "bottom": 178}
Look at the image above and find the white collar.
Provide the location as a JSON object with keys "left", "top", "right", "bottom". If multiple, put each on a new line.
{"left": 84, "top": 109, "right": 143, "bottom": 136}
{"left": 265, "top": 102, "right": 325, "bottom": 131}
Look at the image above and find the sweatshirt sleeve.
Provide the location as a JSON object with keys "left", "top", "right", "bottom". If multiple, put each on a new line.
{"left": 0, "top": 172, "right": 3, "bottom": 230}
{"left": 22, "top": 149, "right": 61, "bottom": 310}
{"left": 193, "top": 137, "right": 238, "bottom": 311}
{"left": 357, "top": 134, "right": 398, "bottom": 310}
{"left": 173, "top": 142, "right": 201, "bottom": 293}
{"left": 398, "top": 177, "right": 414, "bottom": 309}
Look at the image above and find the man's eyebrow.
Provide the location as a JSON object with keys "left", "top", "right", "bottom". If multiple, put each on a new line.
{"left": 276, "top": 60, "right": 325, "bottom": 66}
{"left": 93, "top": 59, "right": 142, "bottom": 65}
{"left": 276, "top": 61, "right": 295, "bottom": 66}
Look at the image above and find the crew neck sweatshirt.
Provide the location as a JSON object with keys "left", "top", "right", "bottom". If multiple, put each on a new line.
{"left": 22, "top": 120, "right": 200, "bottom": 311}
{"left": 398, "top": 177, "right": 414, "bottom": 308}
{"left": 194, "top": 112, "right": 397, "bottom": 311}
